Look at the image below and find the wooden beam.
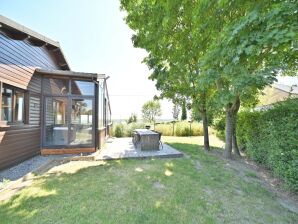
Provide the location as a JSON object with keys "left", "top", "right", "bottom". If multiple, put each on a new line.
{"left": 52, "top": 47, "right": 60, "bottom": 52}
{"left": 0, "top": 82, "right": 2, "bottom": 120}
{"left": 41, "top": 148, "right": 96, "bottom": 155}
{"left": 59, "top": 63, "right": 68, "bottom": 67}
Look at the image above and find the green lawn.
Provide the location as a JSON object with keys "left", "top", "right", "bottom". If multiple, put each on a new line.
{"left": 0, "top": 137, "right": 297, "bottom": 223}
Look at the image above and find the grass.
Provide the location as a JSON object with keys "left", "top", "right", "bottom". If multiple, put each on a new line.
{"left": 0, "top": 137, "right": 297, "bottom": 223}
{"left": 112, "top": 121, "right": 206, "bottom": 137}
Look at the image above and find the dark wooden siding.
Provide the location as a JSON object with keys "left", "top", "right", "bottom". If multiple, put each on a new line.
{"left": 27, "top": 74, "right": 42, "bottom": 93}
{"left": 0, "top": 126, "right": 41, "bottom": 170}
{"left": 0, "top": 32, "right": 59, "bottom": 89}
{"left": 0, "top": 31, "right": 63, "bottom": 170}
{"left": 29, "top": 96, "right": 41, "bottom": 125}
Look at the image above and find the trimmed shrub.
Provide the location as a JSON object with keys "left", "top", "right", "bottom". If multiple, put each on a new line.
{"left": 114, "top": 124, "right": 124, "bottom": 137}
{"left": 112, "top": 122, "right": 146, "bottom": 138}
{"left": 237, "top": 98, "right": 298, "bottom": 192}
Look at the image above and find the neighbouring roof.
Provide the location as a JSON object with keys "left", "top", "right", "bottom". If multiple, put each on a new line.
{"left": 0, "top": 15, "right": 70, "bottom": 70}
{"left": 272, "top": 83, "right": 298, "bottom": 95}
{"left": 35, "top": 68, "right": 106, "bottom": 80}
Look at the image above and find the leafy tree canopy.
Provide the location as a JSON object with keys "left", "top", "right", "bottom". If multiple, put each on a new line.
{"left": 142, "top": 100, "right": 162, "bottom": 123}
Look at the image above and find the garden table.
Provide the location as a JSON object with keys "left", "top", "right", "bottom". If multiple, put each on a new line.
{"left": 132, "top": 129, "right": 161, "bottom": 151}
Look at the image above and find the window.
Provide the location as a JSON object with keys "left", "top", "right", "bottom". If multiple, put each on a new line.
{"left": 43, "top": 78, "right": 69, "bottom": 95}
{"left": 71, "top": 80, "right": 94, "bottom": 96}
{"left": 1, "top": 84, "right": 25, "bottom": 123}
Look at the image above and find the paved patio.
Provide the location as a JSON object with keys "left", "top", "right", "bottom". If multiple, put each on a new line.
{"left": 96, "top": 137, "right": 183, "bottom": 160}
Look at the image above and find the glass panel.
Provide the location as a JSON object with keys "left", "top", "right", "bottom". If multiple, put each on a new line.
{"left": 14, "top": 91, "right": 24, "bottom": 122}
{"left": 45, "top": 97, "right": 68, "bottom": 146}
{"left": 43, "top": 78, "right": 69, "bottom": 95}
{"left": 71, "top": 80, "right": 94, "bottom": 96}
{"left": 70, "top": 99, "right": 93, "bottom": 145}
{"left": 1, "top": 87, "right": 12, "bottom": 122}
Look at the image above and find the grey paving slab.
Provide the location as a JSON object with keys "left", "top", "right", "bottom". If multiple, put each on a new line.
{"left": 96, "top": 137, "right": 183, "bottom": 160}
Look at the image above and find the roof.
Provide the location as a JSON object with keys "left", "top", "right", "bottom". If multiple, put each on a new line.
{"left": 35, "top": 68, "right": 106, "bottom": 80}
{"left": 273, "top": 83, "right": 298, "bottom": 95}
{"left": 0, "top": 15, "right": 70, "bottom": 70}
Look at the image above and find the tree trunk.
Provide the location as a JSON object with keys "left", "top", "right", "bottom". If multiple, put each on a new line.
{"left": 224, "top": 108, "right": 233, "bottom": 159}
{"left": 201, "top": 110, "right": 210, "bottom": 151}
{"left": 232, "top": 114, "right": 241, "bottom": 157}
{"left": 224, "top": 95, "right": 241, "bottom": 159}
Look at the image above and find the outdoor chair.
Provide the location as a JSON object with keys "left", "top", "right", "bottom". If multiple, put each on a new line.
{"left": 151, "top": 130, "right": 163, "bottom": 150}
{"left": 132, "top": 131, "right": 141, "bottom": 147}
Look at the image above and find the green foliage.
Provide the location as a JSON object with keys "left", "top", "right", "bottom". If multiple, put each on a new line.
{"left": 142, "top": 100, "right": 162, "bottom": 123}
{"left": 181, "top": 102, "right": 187, "bottom": 120}
{"left": 113, "top": 122, "right": 146, "bottom": 138}
{"left": 127, "top": 113, "right": 137, "bottom": 124}
{"left": 121, "top": 0, "right": 298, "bottom": 158}
{"left": 213, "top": 115, "right": 226, "bottom": 141}
{"left": 172, "top": 104, "right": 180, "bottom": 120}
{"left": 237, "top": 99, "right": 298, "bottom": 192}
{"left": 114, "top": 124, "right": 124, "bottom": 138}
{"left": 192, "top": 107, "right": 215, "bottom": 125}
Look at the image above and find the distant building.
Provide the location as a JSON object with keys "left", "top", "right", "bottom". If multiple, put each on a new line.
{"left": 258, "top": 83, "right": 298, "bottom": 105}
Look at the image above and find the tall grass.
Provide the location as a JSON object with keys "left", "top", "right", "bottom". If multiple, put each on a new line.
{"left": 156, "top": 121, "right": 203, "bottom": 136}
{"left": 112, "top": 121, "right": 204, "bottom": 137}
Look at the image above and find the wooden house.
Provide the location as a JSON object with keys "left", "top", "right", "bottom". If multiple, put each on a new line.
{"left": 0, "top": 15, "right": 112, "bottom": 170}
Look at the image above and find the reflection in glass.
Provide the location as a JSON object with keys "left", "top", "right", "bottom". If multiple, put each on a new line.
{"left": 71, "top": 80, "right": 94, "bottom": 96}
{"left": 14, "top": 91, "right": 24, "bottom": 122}
{"left": 71, "top": 99, "right": 93, "bottom": 145}
{"left": 45, "top": 97, "right": 68, "bottom": 146}
{"left": 1, "top": 87, "right": 12, "bottom": 122}
{"left": 43, "top": 78, "right": 69, "bottom": 95}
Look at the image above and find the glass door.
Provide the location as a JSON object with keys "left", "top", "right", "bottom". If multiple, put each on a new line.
{"left": 44, "top": 97, "right": 69, "bottom": 146}
{"left": 70, "top": 98, "right": 94, "bottom": 146}
{"left": 44, "top": 97, "right": 94, "bottom": 147}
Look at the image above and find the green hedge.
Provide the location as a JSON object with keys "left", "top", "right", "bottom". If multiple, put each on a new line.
{"left": 237, "top": 98, "right": 298, "bottom": 192}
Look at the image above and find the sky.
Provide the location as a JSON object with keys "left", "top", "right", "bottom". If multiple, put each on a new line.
{"left": 0, "top": 0, "right": 173, "bottom": 120}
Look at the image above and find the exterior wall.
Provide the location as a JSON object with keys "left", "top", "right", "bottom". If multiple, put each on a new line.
{"left": 98, "top": 127, "right": 106, "bottom": 149}
{"left": 258, "top": 86, "right": 297, "bottom": 106}
{"left": 0, "top": 32, "right": 62, "bottom": 170}
{"left": 0, "top": 126, "right": 40, "bottom": 170}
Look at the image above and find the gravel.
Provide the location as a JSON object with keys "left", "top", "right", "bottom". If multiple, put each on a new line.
{"left": 0, "top": 155, "right": 71, "bottom": 183}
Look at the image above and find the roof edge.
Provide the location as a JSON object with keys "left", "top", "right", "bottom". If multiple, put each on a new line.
{"left": 0, "top": 15, "right": 70, "bottom": 70}
{"left": 0, "top": 15, "right": 60, "bottom": 47}
{"left": 35, "top": 68, "right": 106, "bottom": 79}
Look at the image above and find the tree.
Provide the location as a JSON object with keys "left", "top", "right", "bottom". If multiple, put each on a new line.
{"left": 200, "top": 0, "right": 298, "bottom": 158}
{"left": 181, "top": 101, "right": 187, "bottom": 120}
{"left": 121, "top": 0, "right": 297, "bottom": 157}
{"left": 127, "top": 113, "right": 137, "bottom": 124}
{"left": 142, "top": 100, "right": 162, "bottom": 123}
{"left": 172, "top": 104, "right": 180, "bottom": 120}
{"left": 121, "top": 0, "right": 216, "bottom": 151}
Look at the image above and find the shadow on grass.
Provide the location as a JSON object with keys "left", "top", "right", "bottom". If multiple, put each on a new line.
{"left": 0, "top": 161, "right": 112, "bottom": 223}
{"left": 0, "top": 142, "right": 297, "bottom": 223}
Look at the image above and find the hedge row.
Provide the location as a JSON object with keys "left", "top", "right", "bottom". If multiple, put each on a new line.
{"left": 237, "top": 98, "right": 298, "bottom": 192}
